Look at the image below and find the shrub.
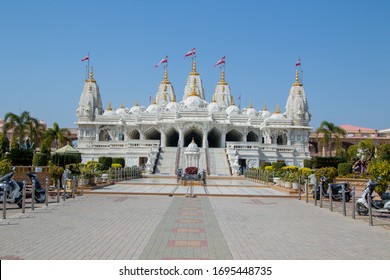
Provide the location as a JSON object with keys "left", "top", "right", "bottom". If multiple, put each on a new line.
{"left": 111, "top": 163, "right": 122, "bottom": 169}
{"left": 98, "top": 157, "right": 112, "bottom": 171}
{"left": 272, "top": 161, "right": 286, "bottom": 171}
{"left": 265, "top": 166, "right": 273, "bottom": 172}
{"left": 260, "top": 162, "right": 271, "bottom": 170}
{"left": 112, "top": 158, "right": 125, "bottom": 168}
{"left": 311, "top": 156, "right": 345, "bottom": 169}
{"left": 304, "top": 158, "right": 314, "bottom": 169}
{"left": 0, "top": 159, "right": 12, "bottom": 176}
{"left": 32, "top": 152, "right": 48, "bottom": 166}
{"left": 314, "top": 167, "right": 338, "bottom": 183}
{"left": 48, "top": 162, "right": 64, "bottom": 183}
{"left": 51, "top": 153, "right": 82, "bottom": 167}
{"left": 8, "top": 147, "right": 33, "bottom": 166}
{"left": 367, "top": 159, "right": 390, "bottom": 195}
{"left": 298, "top": 167, "right": 314, "bottom": 179}
{"left": 338, "top": 163, "right": 352, "bottom": 177}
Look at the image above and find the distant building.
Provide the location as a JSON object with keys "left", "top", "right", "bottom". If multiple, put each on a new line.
{"left": 309, "top": 124, "right": 390, "bottom": 157}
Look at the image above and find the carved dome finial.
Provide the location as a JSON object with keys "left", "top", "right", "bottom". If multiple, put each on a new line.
{"left": 106, "top": 101, "right": 112, "bottom": 111}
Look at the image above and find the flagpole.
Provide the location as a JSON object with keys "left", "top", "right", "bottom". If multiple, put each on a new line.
{"left": 87, "top": 51, "right": 90, "bottom": 77}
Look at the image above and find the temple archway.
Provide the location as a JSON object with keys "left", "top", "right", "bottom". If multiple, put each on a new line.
{"left": 226, "top": 128, "right": 243, "bottom": 142}
{"left": 165, "top": 127, "right": 179, "bottom": 147}
{"left": 247, "top": 131, "right": 259, "bottom": 142}
{"left": 144, "top": 127, "right": 161, "bottom": 141}
{"left": 184, "top": 127, "right": 203, "bottom": 147}
{"left": 128, "top": 129, "right": 140, "bottom": 140}
{"left": 207, "top": 127, "right": 222, "bottom": 147}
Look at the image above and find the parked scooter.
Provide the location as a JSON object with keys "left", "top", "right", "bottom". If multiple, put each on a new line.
{"left": 26, "top": 170, "right": 46, "bottom": 203}
{"left": 356, "top": 179, "right": 390, "bottom": 216}
{"left": 313, "top": 176, "right": 352, "bottom": 202}
{"left": 0, "top": 167, "right": 24, "bottom": 208}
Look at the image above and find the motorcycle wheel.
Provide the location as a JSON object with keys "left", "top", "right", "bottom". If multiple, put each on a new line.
{"left": 345, "top": 194, "right": 351, "bottom": 203}
{"left": 356, "top": 202, "right": 368, "bottom": 216}
{"left": 35, "top": 192, "right": 46, "bottom": 203}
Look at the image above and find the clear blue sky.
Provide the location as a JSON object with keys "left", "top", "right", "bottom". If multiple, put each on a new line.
{"left": 0, "top": 0, "right": 389, "bottom": 130}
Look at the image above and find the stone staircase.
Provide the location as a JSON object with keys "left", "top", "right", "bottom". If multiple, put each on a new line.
{"left": 207, "top": 148, "right": 231, "bottom": 176}
{"left": 154, "top": 147, "right": 178, "bottom": 175}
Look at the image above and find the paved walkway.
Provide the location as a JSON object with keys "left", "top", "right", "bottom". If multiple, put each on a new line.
{"left": 91, "top": 177, "right": 288, "bottom": 196}
{"left": 1, "top": 191, "right": 390, "bottom": 259}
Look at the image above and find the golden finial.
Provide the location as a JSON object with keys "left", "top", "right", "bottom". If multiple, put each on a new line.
{"left": 87, "top": 67, "right": 96, "bottom": 82}
{"left": 106, "top": 101, "right": 112, "bottom": 111}
{"left": 231, "top": 96, "right": 236, "bottom": 106}
{"left": 218, "top": 70, "right": 228, "bottom": 85}
{"left": 212, "top": 94, "right": 216, "bottom": 103}
{"left": 120, "top": 102, "right": 124, "bottom": 109}
{"left": 249, "top": 100, "right": 253, "bottom": 108}
{"left": 263, "top": 103, "right": 267, "bottom": 111}
{"left": 293, "top": 70, "right": 302, "bottom": 86}
{"left": 135, "top": 98, "right": 139, "bottom": 106}
{"left": 275, "top": 105, "right": 281, "bottom": 114}
{"left": 189, "top": 78, "right": 198, "bottom": 96}
{"left": 190, "top": 58, "right": 199, "bottom": 76}
{"left": 153, "top": 96, "right": 157, "bottom": 104}
{"left": 162, "top": 68, "right": 171, "bottom": 84}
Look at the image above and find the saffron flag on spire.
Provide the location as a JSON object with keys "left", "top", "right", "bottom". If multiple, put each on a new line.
{"left": 296, "top": 58, "right": 301, "bottom": 67}
{"left": 184, "top": 48, "right": 196, "bottom": 58}
{"left": 81, "top": 55, "right": 89, "bottom": 61}
{"left": 213, "top": 56, "right": 225, "bottom": 68}
{"left": 154, "top": 56, "right": 168, "bottom": 68}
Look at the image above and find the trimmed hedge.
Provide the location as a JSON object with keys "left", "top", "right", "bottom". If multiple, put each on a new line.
{"left": 99, "top": 157, "right": 113, "bottom": 171}
{"left": 8, "top": 148, "right": 33, "bottom": 166}
{"left": 338, "top": 162, "right": 352, "bottom": 177}
{"left": 272, "top": 161, "right": 286, "bottom": 171}
{"left": 311, "top": 156, "right": 345, "bottom": 169}
{"left": 51, "top": 153, "right": 82, "bottom": 167}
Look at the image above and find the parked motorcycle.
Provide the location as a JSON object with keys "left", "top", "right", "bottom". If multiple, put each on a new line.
{"left": 356, "top": 179, "right": 390, "bottom": 216}
{"left": 26, "top": 170, "right": 46, "bottom": 203}
{"left": 0, "top": 168, "right": 24, "bottom": 208}
{"left": 313, "top": 176, "right": 352, "bottom": 202}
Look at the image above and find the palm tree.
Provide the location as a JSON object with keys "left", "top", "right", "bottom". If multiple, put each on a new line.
{"left": 315, "top": 121, "right": 346, "bottom": 157}
{"left": 3, "top": 111, "right": 40, "bottom": 148}
{"left": 43, "top": 122, "right": 71, "bottom": 150}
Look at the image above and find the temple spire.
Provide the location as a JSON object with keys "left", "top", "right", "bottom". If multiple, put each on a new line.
{"left": 275, "top": 104, "right": 281, "bottom": 114}
{"left": 106, "top": 101, "right": 112, "bottom": 111}
{"left": 249, "top": 100, "right": 253, "bottom": 108}
{"left": 162, "top": 67, "right": 171, "bottom": 84}
{"left": 135, "top": 98, "right": 139, "bottom": 106}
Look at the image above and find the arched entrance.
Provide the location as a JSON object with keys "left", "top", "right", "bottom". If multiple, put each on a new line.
{"left": 207, "top": 127, "right": 222, "bottom": 147}
{"left": 247, "top": 131, "right": 259, "bottom": 142}
{"left": 226, "top": 128, "right": 243, "bottom": 142}
{"left": 128, "top": 129, "right": 140, "bottom": 140}
{"left": 144, "top": 127, "right": 161, "bottom": 141}
{"left": 165, "top": 127, "right": 179, "bottom": 147}
{"left": 184, "top": 127, "right": 203, "bottom": 147}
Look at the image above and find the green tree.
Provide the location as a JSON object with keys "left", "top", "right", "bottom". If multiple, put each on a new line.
{"left": 0, "top": 133, "right": 10, "bottom": 157}
{"left": 368, "top": 159, "right": 390, "bottom": 195}
{"left": 3, "top": 111, "right": 40, "bottom": 148}
{"left": 357, "top": 139, "right": 375, "bottom": 161}
{"left": 43, "top": 122, "right": 71, "bottom": 149}
{"left": 347, "top": 145, "right": 359, "bottom": 162}
{"left": 315, "top": 121, "right": 346, "bottom": 157}
{"left": 377, "top": 143, "right": 390, "bottom": 162}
